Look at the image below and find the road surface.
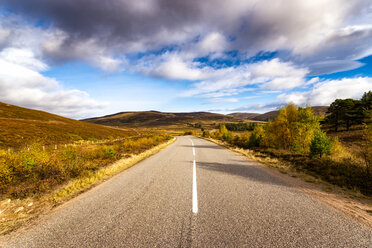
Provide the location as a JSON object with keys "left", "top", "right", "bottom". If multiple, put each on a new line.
{"left": 3, "top": 136, "right": 372, "bottom": 247}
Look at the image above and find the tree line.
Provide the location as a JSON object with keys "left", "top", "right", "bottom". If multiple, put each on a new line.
{"left": 326, "top": 91, "right": 372, "bottom": 131}
{"left": 205, "top": 90, "right": 372, "bottom": 160}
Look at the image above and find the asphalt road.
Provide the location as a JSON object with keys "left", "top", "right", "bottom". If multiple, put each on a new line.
{"left": 3, "top": 136, "right": 372, "bottom": 247}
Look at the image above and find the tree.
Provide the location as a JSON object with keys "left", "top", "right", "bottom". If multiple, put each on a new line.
{"left": 361, "top": 91, "right": 372, "bottom": 123}
{"left": 327, "top": 99, "right": 363, "bottom": 131}
{"left": 360, "top": 113, "right": 372, "bottom": 176}
{"left": 246, "top": 125, "right": 265, "bottom": 148}
{"left": 361, "top": 91, "right": 372, "bottom": 110}
{"left": 296, "top": 106, "right": 321, "bottom": 151}
{"left": 266, "top": 104, "right": 298, "bottom": 149}
{"left": 310, "top": 131, "right": 332, "bottom": 158}
{"left": 217, "top": 124, "right": 233, "bottom": 141}
{"left": 265, "top": 104, "right": 320, "bottom": 151}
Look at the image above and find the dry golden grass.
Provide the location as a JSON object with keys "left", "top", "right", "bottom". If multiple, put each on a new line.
{"left": 0, "top": 137, "right": 176, "bottom": 235}
{"left": 0, "top": 102, "right": 137, "bottom": 149}
{"left": 205, "top": 134, "right": 372, "bottom": 196}
{"left": 0, "top": 134, "right": 172, "bottom": 198}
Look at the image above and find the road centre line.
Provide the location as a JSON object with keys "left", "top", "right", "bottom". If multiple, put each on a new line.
{"left": 189, "top": 138, "right": 198, "bottom": 214}
{"left": 193, "top": 159, "right": 198, "bottom": 214}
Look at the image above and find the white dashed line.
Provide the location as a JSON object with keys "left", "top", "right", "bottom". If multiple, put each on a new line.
{"left": 189, "top": 139, "right": 198, "bottom": 214}
{"left": 192, "top": 159, "right": 198, "bottom": 214}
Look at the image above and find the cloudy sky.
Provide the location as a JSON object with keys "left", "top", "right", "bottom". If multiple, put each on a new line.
{"left": 0, "top": 0, "right": 371, "bottom": 118}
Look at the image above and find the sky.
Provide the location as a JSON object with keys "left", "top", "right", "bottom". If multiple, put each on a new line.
{"left": 0, "top": 0, "right": 371, "bottom": 119}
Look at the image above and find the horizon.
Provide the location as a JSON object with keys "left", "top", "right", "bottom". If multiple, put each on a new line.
{"left": 1, "top": 100, "right": 330, "bottom": 120}
{"left": 0, "top": 0, "right": 371, "bottom": 119}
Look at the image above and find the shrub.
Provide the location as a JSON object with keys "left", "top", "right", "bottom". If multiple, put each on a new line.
{"left": 292, "top": 142, "right": 302, "bottom": 153}
{"left": 310, "top": 131, "right": 333, "bottom": 158}
{"left": 202, "top": 130, "right": 210, "bottom": 137}
{"left": 247, "top": 133, "right": 261, "bottom": 148}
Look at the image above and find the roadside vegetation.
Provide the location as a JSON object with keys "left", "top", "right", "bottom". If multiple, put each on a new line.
{"left": 203, "top": 91, "right": 372, "bottom": 196}
{"left": 0, "top": 134, "right": 172, "bottom": 199}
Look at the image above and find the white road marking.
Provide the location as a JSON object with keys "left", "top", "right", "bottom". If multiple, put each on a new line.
{"left": 193, "top": 159, "right": 198, "bottom": 214}
{"left": 189, "top": 138, "right": 198, "bottom": 214}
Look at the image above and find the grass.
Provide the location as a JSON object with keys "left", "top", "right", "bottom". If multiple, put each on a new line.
{"left": 0, "top": 137, "right": 176, "bottom": 235}
{"left": 0, "top": 102, "right": 137, "bottom": 149}
{"left": 0, "top": 134, "right": 172, "bottom": 199}
{"left": 204, "top": 136, "right": 372, "bottom": 196}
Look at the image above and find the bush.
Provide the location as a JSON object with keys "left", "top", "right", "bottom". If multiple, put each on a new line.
{"left": 202, "top": 130, "right": 210, "bottom": 137}
{"left": 310, "top": 131, "right": 333, "bottom": 158}
{"left": 247, "top": 133, "right": 261, "bottom": 148}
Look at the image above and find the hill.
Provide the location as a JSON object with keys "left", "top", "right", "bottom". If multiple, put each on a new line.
{"left": 229, "top": 106, "right": 329, "bottom": 121}
{"left": 0, "top": 102, "right": 136, "bottom": 149}
{"left": 84, "top": 111, "right": 243, "bottom": 128}
{"left": 228, "top": 112, "right": 261, "bottom": 120}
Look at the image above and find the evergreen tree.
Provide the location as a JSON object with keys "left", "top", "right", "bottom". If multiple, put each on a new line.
{"left": 361, "top": 91, "right": 372, "bottom": 110}
{"left": 327, "top": 98, "right": 363, "bottom": 131}
{"left": 310, "top": 131, "right": 332, "bottom": 158}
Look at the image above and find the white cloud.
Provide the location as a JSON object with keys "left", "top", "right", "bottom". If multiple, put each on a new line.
{"left": 204, "top": 98, "right": 238, "bottom": 104}
{"left": 277, "top": 77, "right": 372, "bottom": 106}
{"left": 144, "top": 55, "right": 205, "bottom": 80}
{"left": 250, "top": 58, "right": 309, "bottom": 89}
{"left": 308, "top": 60, "right": 364, "bottom": 76}
{"left": 251, "top": 58, "right": 308, "bottom": 78}
{"left": 0, "top": 50, "right": 107, "bottom": 118}
{"left": 178, "top": 58, "right": 311, "bottom": 97}
{"left": 0, "top": 48, "right": 48, "bottom": 71}
{"left": 0, "top": 0, "right": 371, "bottom": 114}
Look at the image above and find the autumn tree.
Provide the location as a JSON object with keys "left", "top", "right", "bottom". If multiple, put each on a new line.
{"left": 265, "top": 104, "right": 320, "bottom": 152}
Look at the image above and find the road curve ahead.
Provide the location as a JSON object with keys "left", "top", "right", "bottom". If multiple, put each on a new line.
{"left": 3, "top": 136, "right": 372, "bottom": 247}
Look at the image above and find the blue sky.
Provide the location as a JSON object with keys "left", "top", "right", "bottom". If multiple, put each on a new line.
{"left": 0, "top": 0, "right": 371, "bottom": 118}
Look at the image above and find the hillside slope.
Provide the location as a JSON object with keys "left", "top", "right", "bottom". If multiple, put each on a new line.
{"left": 227, "top": 112, "right": 261, "bottom": 120}
{"left": 230, "top": 106, "right": 329, "bottom": 121}
{"left": 84, "top": 111, "right": 243, "bottom": 127}
{"left": 0, "top": 102, "right": 136, "bottom": 149}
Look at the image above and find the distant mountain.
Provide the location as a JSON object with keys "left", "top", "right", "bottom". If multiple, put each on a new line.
{"left": 228, "top": 106, "right": 329, "bottom": 122}
{"left": 84, "top": 106, "right": 329, "bottom": 128}
{"left": 227, "top": 113, "right": 261, "bottom": 120}
{"left": 84, "top": 111, "right": 243, "bottom": 127}
{"left": 0, "top": 102, "right": 136, "bottom": 149}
